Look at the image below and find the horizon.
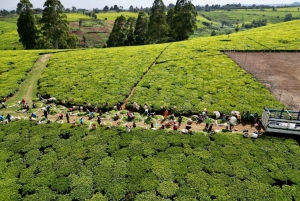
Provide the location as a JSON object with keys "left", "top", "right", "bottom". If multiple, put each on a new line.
{"left": 0, "top": 0, "right": 298, "bottom": 11}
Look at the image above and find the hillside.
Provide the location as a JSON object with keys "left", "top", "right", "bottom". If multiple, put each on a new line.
{"left": 38, "top": 20, "right": 300, "bottom": 114}
{"left": 0, "top": 20, "right": 23, "bottom": 50}
{"left": 0, "top": 17, "right": 300, "bottom": 201}
{"left": 1, "top": 20, "right": 299, "bottom": 115}
{"left": 194, "top": 8, "right": 300, "bottom": 37}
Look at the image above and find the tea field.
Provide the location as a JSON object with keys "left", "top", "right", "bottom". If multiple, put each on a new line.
{"left": 38, "top": 44, "right": 168, "bottom": 108}
{"left": 36, "top": 20, "right": 300, "bottom": 114}
{"left": 200, "top": 9, "right": 300, "bottom": 25}
{"left": 0, "top": 21, "right": 23, "bottom": 50}
{"left": 96, "top": 12, "right": 139, "bottom": 21}
{"left": 1, "top": 11, "right": 300, "bottom": 201}
{"left": 0, "top": 51, "right": 41, "bottom": 98}
{"left": 129, "top": 20, "right": 300, "bottom": 114}
{"left": 130, "top": 48, "right": 283, "bottom": 114}
{"left": 0, "top": 121, "right": 300, "bottom": 200}
{"left": 65, "top": 13, "right": 92, "bottom": 22}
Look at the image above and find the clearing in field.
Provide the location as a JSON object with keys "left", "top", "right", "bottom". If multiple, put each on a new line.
{"left": 226, "top": 52, "right": 300, "bottom": 110}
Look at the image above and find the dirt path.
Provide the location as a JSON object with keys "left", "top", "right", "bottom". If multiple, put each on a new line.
{"left": 121, "top": 44, "right": 172, "bottom": 109}
{"left": 122, "top": 87, "right": 136, "bottom": 110}
{"left": 7, "top": 54, "right": 52, "bottom": 105}
{"left": 2, "top": 54, "right": 52, "bottom": 116}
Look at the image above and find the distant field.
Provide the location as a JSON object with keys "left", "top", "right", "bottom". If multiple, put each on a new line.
{"left": 196, "top": 15, "right": 219, "bottom": 28}
{"left": 65, "top": 13, "right": 92, "bottom": 22}
{"left": 200, "top": 9, "right": 300, "bottom": 24}
{"left": 276, "top": 7, "right": 300, "bottom": 12}
{"left": 96, "top": 11, "right": 139, "bottom": 21}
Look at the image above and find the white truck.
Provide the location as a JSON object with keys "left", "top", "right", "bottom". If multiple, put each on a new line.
{"left": 261, "top": 107, "right": 300, "bottom": 134}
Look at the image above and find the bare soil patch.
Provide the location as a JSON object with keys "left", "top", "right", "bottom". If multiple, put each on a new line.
{"left": 226, "top": 52, "right": 300, "bottom": 110}
{"left": 70, "top": 30, "right": 83, "bottom": 37}
{"left": 69, "top": 22, "right": 78, "bottom": 27}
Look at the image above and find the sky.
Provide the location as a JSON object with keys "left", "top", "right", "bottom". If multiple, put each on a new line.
{"left": 0, "top": 0, "right": 296, "bottom": 10}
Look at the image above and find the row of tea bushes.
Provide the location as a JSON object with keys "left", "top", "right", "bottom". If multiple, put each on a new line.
{"left": 0, "top": 51, "right": 40, "bottom": 97}
{"left": 129, "top": 44, "right": 284, "bottom": 115}
{"left": 0, "top": 121, "right": 300, "bottom": 200}
{"left": 0, "top": 21, "right": 23, "bottom": 50}
{"left": 38, "top": 44, "right": 168, "bottom": 108}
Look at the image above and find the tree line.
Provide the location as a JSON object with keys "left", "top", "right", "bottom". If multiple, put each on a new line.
{"left": 17, "top": 0, "right": 77, "bottom": 49}
{"left": 107, "top": 0, "right": 197, "bottom": 47}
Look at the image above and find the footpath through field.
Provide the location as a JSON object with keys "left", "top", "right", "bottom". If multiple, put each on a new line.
{"left": 121, "top": 44, "right": 172, "bottom": 110}
{"left": 2, "top": 54, "right": 52, "bottom": 116}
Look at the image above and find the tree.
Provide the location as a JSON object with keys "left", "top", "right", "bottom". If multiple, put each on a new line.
{"left": 284, "top": 14, "right": 293, "bottom": 21}
{"left": 0, "top": 9, "right": 10, "bottom": 16}
{"left": 171, "top": 0, "right": 198, "bottom": 41}
{"left": 17, "top": 0, "right": 39, "bottom": 49}
{"left": 40, "top": 0, "right": 77, "bottom": 49}
{"left": 125, "top": 17, "right": 136, "bottom": 46}
{"left": 107, "top": 15, "right": 127, "bottom": 47}
{"left": 72, "top": 6, "right": 76, "bottom": 13}
{"left": 129, "top": 5, "right": 134, "bottom": 12}
{"left": 148, "top": 0, "right": 169, "bottom": 42}
{"left": 167, "top": 8, "right": 175, "bottom": 29}
{"left": 134, "top": 12, "right": 149, "bottom": 45}
{"left": 167, "top": 3, "right": 175, "bottom": 10}
{"left": 114, "top": 5, "right": 119, "bottom": 11}
{"left": 134, "top": 6, "right": 140, "bottom": 12}
{"left": 235, "top": 24, "right": 239, "bottom": 33}
{"left": 103, "top": 6, "right": 109, "bottom": 12}
{"left": 33, "top": 8, "right": 43, "bottom": 13}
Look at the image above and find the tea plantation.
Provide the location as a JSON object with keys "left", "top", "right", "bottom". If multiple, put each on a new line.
{"left": 0, "top": 121, "right": 300, "bottom": 200}
{"left": 1, "top": 15, "right": 300, "bottom": 200}
{"left": 38, "top": 44, "right": 168, "bottom": 107}
{"left": 36, "top": 20, "right": 300, "bottom": 114}
{"left": 0, "top": 51, "right": 40, "bottom": 97}
{"left": 0, "top": 20, "right": 23, "bottom": 50}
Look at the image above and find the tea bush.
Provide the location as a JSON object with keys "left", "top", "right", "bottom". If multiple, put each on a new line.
{"left": 0, "top": 121, "right": 300, "bottom": 200}
{"left": 38, "top": 44, "right": 168, "bottom": 108}
{"left": 0, "top": 51, "right": 40, "bottom": 97}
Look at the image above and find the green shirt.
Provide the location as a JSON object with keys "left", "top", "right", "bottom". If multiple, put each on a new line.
{"left": 206, "top": 117, "right": 211, "bottom": 124}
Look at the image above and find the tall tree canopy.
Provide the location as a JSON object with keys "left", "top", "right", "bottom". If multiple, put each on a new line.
{"left": 40, "top": 0, "right": 76, "bottom": 49}
{"left": 171, "top": 0, "right": 197, "bottom": 41}
{"left": 167, "top": 8, "right": 175, "bottom": 29}
{"left": 107, "top": 15, "right": 127, "bottom": 47}
{"left": 125, "top": 17, "right": 136, "bottom": 46}
{"left": 17, "top": 0, "right": 39, "bottom": 49}
{"left": 148, "top": 0, "right": 169, "bottom": 42}
{"left": 134, "top": 12, "right": 149, "bottom": 45}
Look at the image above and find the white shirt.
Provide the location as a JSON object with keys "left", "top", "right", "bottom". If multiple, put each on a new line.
{"left": 229, "top": 116, "right": 237, "bottom": 125}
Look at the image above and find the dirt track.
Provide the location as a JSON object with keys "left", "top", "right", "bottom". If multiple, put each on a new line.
{"left": 226, "top": 52, "right": 300, "bottom": 110}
